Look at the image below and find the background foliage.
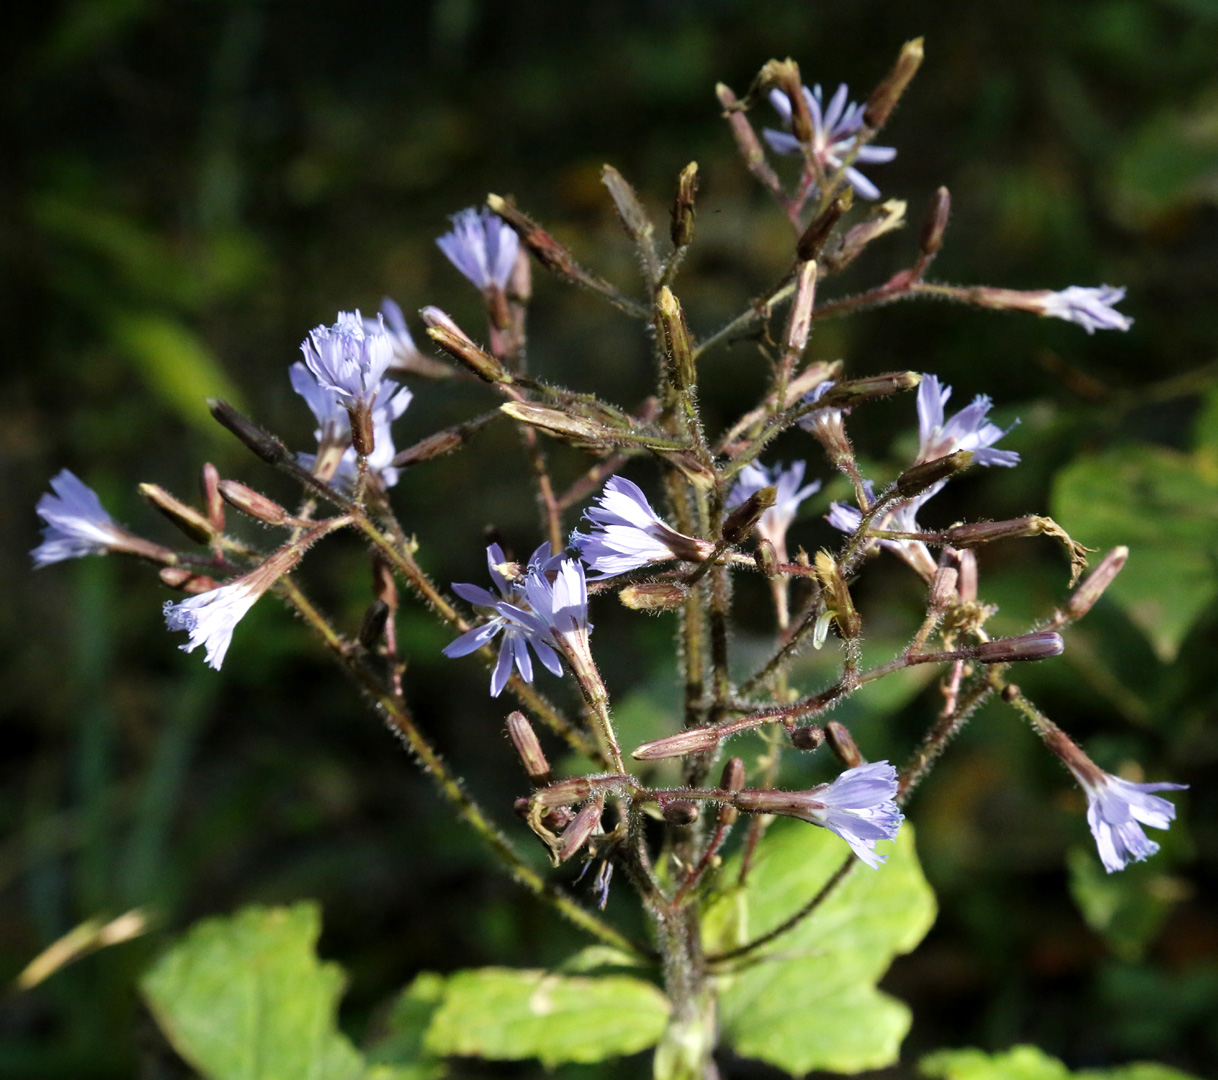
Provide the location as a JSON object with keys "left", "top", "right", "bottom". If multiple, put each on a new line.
{"left": 3, "top": 1, "right": 1216, "bottom": 1077}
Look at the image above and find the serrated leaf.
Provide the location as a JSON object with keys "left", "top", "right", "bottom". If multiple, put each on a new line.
{"left": 422, "top": 967, "right": 670, "bottom": 1067}
{"left": 1052, "top": 445, "right": 1218, "bottom": 662}
{"left": 141, "top": 903, "right": 365, "bottom": 1080}
{"left": 921, "top": 1043, "right": 1201, "bottom": 1080}
{"left": 710, "top": 823, "right": 936, "bottom": 1076}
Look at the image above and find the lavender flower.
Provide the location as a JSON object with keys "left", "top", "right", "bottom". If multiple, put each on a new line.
{"left": 163, "top": 547, "right": 304, "bottom": 670}
{"left": 31, "top": 470, "right": 129, "bottom": 566}
{"left": 727, "top": 461, "right": 820, "bottom": 562}
{"left": 915, "top": 375, "right": 1020, "bottom": 467}
{"left": 1069, "top": 767, "right": 1187, "bottom": 873}
{"left": 763, "top": 83, "right": 897, "bottom": 200}
{"left": 1039, "top": 286, "right": 1133, "bottom": 335}
{"left": 735, "top": 761, "right": 904, "bottom": 869}
{"left": 443, "top": 543, "right": 564, "bottom": 697}
{"left": 300, "top": 310, "right": 395, "bottom": 412}
{"left": 163, "top": 581, "right": 264, "bottom": 671}
{"left": 571, "top": 476, "right": 714, "bottom": 579}
{"left": 371, "top": 297, "right": 420, "bottom": 360}
{"left": 437, "top": 208, "right": 519, "bottom": 292}
{"left": 291, "top": 362, "right": 412, "bottom": 490}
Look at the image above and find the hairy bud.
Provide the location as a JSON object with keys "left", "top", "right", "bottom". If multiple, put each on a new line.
{"left": 722, "top": 485, "right": 776, "bottom": 545}
{"left": 422, "top": 307, "right": 511, "bottom": 384}
{"left": 755, "top": 538, "right": 779, "bottom": 577}
{"left": 633, "top": 726, "right": 721, "bottom": 761}
{"left": 217, "top": 480, "right": 290, "bottom": 526}
{"left": 554, "top": 797, "right": 604, "bottom": 864}
{"left": 817, "top": 371, "right": 921, "bottom": 409}
{"left": 506, "top": 711, "right": 552, "bottom": 786}
{"left": 797, "top": 191, "right": 852, "bottom": 261}
{"left": 974, "top": 631, "right": 1064, "bottom": 663}
{"left": 782, "top": 260, "right": 819, "bottom": 358}
{"left": 865, "top": 37, "right": 924, "bottom": 130}
{"left": 619, "top": 582, "right": 689, "bottom": 612}
{"left": 671, "top": 162, "right": 699, "bottom": 248}
{"left": 790, "top": 725, "right": 825, "bottom": 751}
{"left": 895, "top": 450, "right": 973, "bottom": 499}
{"left": 919, "top": 186, "right": 951, "bottom": 260}
{"left": 1067, "top": 545, "right": 1128, "bottom": 620}
{"left": 813, "top": 551, "right": 861, "bottom": 639}
{"left": 209, "top": 399, "right": 287, "bottom": 465}
{"left": 825, "top": 721, "right": 863, "bottom": 768}
{"left": 139, "top": 484, "right": 216, "bottom": 543}
{"left": 662, "top": 800, "right": 700, "bottom": 826}
{"left": 201, "top": 463, "right": 225, "bottom": 532}
{"left": 657, "top": 287, "right": 696, "bottom": 391}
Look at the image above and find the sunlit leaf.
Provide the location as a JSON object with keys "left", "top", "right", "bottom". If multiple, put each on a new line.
{"left": 1052, "top": 445, "right": 1218, "bottom": 661}
{"left": 421, "top": 967, "right": 670, "bottom": 1067}
{"left": 709, "top": 823, "right": 936, "bottom": 1076}
{"left": 141, "top": 903, "right": 365, "bottom": 1080}
{"left": 922, "top": 1043, "right": 1200, "bottom": 1080}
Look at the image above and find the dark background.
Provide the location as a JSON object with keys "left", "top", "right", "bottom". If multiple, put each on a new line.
{"left": 2, "top": 1, "right": 1216, "bottom": 1077}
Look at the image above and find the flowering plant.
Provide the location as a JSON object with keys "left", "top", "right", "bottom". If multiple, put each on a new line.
{"left": 30, "top": 42, "right": 1188, "bottom": 1080}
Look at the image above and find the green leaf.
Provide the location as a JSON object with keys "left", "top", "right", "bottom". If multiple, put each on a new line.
{"left": 921, "top": 1043, "right": 1201, "bottom": 1080}
{"left": 1066, "top": 847, "right": 1185, "bottom": 962}
{"left": 110, "top": 311, "right": 246, "bottom": 433}
{"left": 366, "top": 973, "right": 446, "bottom": 1080}
{"left": 421, "top": 967, "right": 670, "bottom": 1067}
{"left": 710, "top": 823, "right": 936, "bottom": 1076}
{"left": 1052, "top": 444, "right": 1218, "bottom": 661}
{"left": 140, "top": 902, "right": 365, "bottom": 1080}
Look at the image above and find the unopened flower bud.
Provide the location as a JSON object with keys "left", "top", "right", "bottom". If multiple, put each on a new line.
{"left": 662, "top": 800, "right": 700, "bottom": 826}
{"left": 755, "top": 58, "right": 812, "bottom": 141}
{"left": 1067, "top": 546, "right": 1128, "bottom": 620}
{"left": 817, "top": 371, "right": 922, "bottom": 409}
{"left": 896, "top": 450, "right": 973, "bottom": 499}
{"left": 139, "top": 484, "right": 216, "bottom": 543}
{"left": 392, "top": 414, "right": 494, "bottom": 469}
{"left": 825, "top": 721, "right": 863, "bottom": 767}
{"left": 797, "top": 190, "right": 852, "bottom": 261}
{"left": 506, "top": 711, "right": 552, "bottom": 786}
{"left": 422, "top": 307, "right": 512, "bottom": 385}
{"left": 943, "top": 516, "right": 1041, "bottom": 547}
{"left": 602, "top": 165, "right": 654, "bottom": 250}
{"left": 555, "top": 797, "right": 604, "bottom": 864}
{"left": 633, "top": 726, "right": 721, "bottom": 761}
{"left": 946, "top": 548, "right": 978, "bottom": 604}
{"left": 975, "top": 631, "right": 1064, "bottom": 663}
{"left": 201, "top": 463, "right": 225, "bottom": 532}
{"left": 790, "top": 725, "right": 825, "bottom": 751}
{"left": 488, "top": 194, "right": 611, "bottom": 295}
{"left": 930, "top": 563, "right": 959, "bottom": 609}
{"left": 864, "top": 37, "right": 924, "bottom": 130}
{"left": 671, "top": 161, "right": 699, "bottom": 248}
{"left": 755, "top": 538, "right": 779, "bottom": 577}
{"left": 782, "top": 260, "right": 819, "bottom": 357}
{"left": 159, "top": 567, "right": 218, "bottom": 594}
{"left": 619, "top": 582, "right": 689, "bottom": 612}
{"left": 208, "top": 399, "right": 287, "bottom": 465}
{"left": 500, "top": 401, "right": 614, "bottom": 445}
{"left": 217, "top": 480, "right": 290, "bottom": 526}
{"left": 919, "top": 186, "right": 951, "bottom": 259}
{"left": 720, "top": 757, "right": 747, "bottom": 792}
{"left": 657, "top": 287, "right": 696, "bottom": 391}
{"left": 358, "top": 599, "right": 390, "bottom": 651}
{"left": 813, "top": 551, "right": 861, "bottom": 638}
{"left": 722, "top": 485, "right": 776, "bottom": 545}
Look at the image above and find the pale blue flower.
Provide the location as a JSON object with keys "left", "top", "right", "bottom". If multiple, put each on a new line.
{"left": 571, "top": 476, "right": 713, "bottom": 579}
{"left": 437, "top": 208, "right": 518, "bottom": 291}
{"left": 811, "top": 761, "right": 904, "bottom": 868}
{"left": 1069, "top": 767, "right": 1187, "bottom": 873}
{"left": 164, "top": 579, "right": 263, "bottom": 670}
{"left": 32, "top": 469, "right": 128, "bottom": 566}
{"left": 444, "top": 543, "right": 564, "bottom": 697}
{"left": 300, "top": 310, "right": 395, "bottom": 411}
{"left": 763, "top": 83, "right": 897, "bottom": 200}
{"left": 916, "top": 375, "right": 1019, "bottom": 467}
{"left": 372, "top": 297, "right": 421, "bottom": 361}
{"left": 1040, "top": 286, "right": 1133, "bottom": 335}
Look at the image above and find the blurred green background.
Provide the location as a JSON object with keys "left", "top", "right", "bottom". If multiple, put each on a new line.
{"left": 3, "top": 1, "right": 1217, "bottom": 1077}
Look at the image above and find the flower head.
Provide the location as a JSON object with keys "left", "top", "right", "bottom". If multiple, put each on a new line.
{"left": 437, "top": 208, "right": 519, "bottom": 292}
{"left": 727, "top": 461, "right": 820, "bottom": 562}
{"left": 292, "top": 361, "right": 411, "bottom": 490}
{"left": 370, "top": 297, "right": 420, "bottom": 360}
{"left": 763, "top": 83, "right": 897, "bottom": 200}
{"left": 443, "top": 543, "right": 564, "bottom": 697}
{"left": 735, "top": 761, "right": 904, "bottom": 868}
{"left": 1039, "top": 286, "right": 1133, "bottom": 335}
{"left": 1069, "top": 767, "right": 1187, "bottom": 873}
{"left": 915, "top": 375, "right": 1019, "bottom": 467}
{"left": 32, "top": 470, "right": 130, "bottom": 566}
{"left": 300, "top": 310, "right": 395, "bottom": 412}
{"left": 163, "top": 580, "right": 262, "bottom": 671}
{"left": 571, "top": 476, "right": 714, "bottom": 579}
{"left": 827, "top": 481, "right": 939, "bottom": 580}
